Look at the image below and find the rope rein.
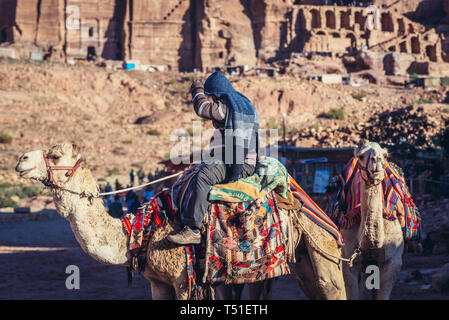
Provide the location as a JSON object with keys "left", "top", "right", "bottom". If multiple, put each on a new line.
{"left": 292, "top": 210, "right": 360, "bottom": 267}
{"left": 98, "top": 172, "right": 183, "bottom": 197}
{"left": 47, "top": 171, "right": 183, "bottom": 200}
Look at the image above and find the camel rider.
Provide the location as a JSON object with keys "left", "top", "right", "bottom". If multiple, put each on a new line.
{"left": 167, "top": 72, "right": 260, "bottom": 245}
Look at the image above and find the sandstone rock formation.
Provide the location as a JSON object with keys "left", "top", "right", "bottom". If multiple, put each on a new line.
{"left": 1, "top": 0, "right": 449, "bottom": 74}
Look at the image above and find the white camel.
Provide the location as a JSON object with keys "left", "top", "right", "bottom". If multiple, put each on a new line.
{"left": 341, "top": 141, "right": 404, "bottom": 300}
{"left": 15, "top": 142, "right": 347, "bottom": 300}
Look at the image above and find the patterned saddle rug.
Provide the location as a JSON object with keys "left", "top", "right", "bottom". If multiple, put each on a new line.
{"left": 121, "top": 188, "right": 292, "bottom": 299}
{"left": 326, "top": 157, "right": 421, "bottom": 241}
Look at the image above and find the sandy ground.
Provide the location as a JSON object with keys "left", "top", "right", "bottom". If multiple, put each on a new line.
{"left": 0, "top": 214, "right": 448, "bottom": 300}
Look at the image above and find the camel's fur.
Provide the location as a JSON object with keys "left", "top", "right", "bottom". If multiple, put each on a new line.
{"left": 340, "top": 141, "right": 404, "bottom": 300}
{"left": 16, "top": 143, "right": 346, "bottom": 300}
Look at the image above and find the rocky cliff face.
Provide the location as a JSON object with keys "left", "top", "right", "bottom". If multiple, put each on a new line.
{"left": 199, "top": 0, "right": 257, "bottom": 68}
{"left": 2, "top": 0, "right": 449, "bottom": 71}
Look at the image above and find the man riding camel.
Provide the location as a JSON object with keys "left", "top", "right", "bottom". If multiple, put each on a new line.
{"left": 167, "top": 72, "right": 260, "bottom": 245}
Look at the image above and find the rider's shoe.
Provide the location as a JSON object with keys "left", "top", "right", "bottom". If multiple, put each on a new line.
{"left": 167, "top": 226, "right": 201, "bottom": 245}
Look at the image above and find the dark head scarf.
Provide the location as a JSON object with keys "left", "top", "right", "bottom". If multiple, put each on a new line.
{"left": 204, "top": 72, "right": 259, "bottom": 181}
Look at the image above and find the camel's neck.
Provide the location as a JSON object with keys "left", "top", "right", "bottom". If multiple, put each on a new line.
{"left": 358, "top": 179, "right": 385, "bottom": 250}
{"left": 52, "top": 167, "right": 129, "bottom": 265}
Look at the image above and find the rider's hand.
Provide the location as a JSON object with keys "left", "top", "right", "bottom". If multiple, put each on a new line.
{"left": 190, "top": 80, "right": 204, "bottom": 94}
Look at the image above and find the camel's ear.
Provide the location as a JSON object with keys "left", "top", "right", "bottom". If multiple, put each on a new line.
{"left": 382, "top": 147, "right": 389, "bottom": 159}
{"left": 72, "top": 143, "right": 81, "bottom": 159}
{"left": 355, "top": 140, "right": 365, "bottom": 157}
{"left": 357, "top": 139, "right": 367, "bottom": 148}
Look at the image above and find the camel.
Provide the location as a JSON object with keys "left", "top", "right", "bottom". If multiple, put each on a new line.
{"left": 15, "top": 142, "right": 347, "bottom": 300}
{"left": 340, "top": 141, "right": 404, "bottom": 300}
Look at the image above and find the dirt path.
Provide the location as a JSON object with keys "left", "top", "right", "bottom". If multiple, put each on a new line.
{"left": 0, "top": 215, "right": 447, "bottom": 300}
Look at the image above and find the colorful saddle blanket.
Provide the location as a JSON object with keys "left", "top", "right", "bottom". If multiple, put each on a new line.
{"left": 121, "top": 189, "right": 291, "bottom": 299}
{"left": 326, "top": 157, "right": 421, "bottom": 241}
{"left": 205, "top": 191, "right": 292, "bottom": 285}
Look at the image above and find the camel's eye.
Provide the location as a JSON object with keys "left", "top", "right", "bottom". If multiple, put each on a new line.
{"left": 48, "top": 153, "right": 61, "bottom": 160}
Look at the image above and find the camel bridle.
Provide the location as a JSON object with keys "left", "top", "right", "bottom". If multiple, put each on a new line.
{"left": 42, "top": 151, "right": 82, "bottom": 186}
{"left": 41, "top": 150, "right": 183, "bottom": 201}
{"left": 357, "top": 152, "right": 385, "bottom": 185}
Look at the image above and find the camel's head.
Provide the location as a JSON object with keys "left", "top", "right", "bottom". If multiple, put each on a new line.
{"left": 355, "top": 140, "right": 387, "bottom": 185}
{"left": 15, "top": 143, "right": 82, "bottom": 185}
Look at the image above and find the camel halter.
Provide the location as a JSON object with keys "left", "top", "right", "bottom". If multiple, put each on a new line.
{"left": 43, "top": 151, "right": 82, "bottom": 186}
{"left": 41, "top": 150, "right": 183, "bottom": 201}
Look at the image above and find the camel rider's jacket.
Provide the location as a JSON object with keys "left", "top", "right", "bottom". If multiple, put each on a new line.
{"left": 190, "top": 83, "right": 257, "bottom": 166}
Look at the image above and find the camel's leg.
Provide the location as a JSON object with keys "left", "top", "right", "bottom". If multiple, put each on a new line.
{"left": 375, "top": 252, "right": 403, "bottom": 300}
{"left": 304, "top": 239, "right": 347, "bottom": 299}
{"left": 248, "top": 279, "right": 275, "bottom": 300}
{"left": 343, "top": 264, "right": 361, "bottom": 300}
{"left": 247, "top": 281, "right": 263, "bottom": 300}
{"left": 150, "top": 278, "right": 177, "bottom": 300}
{"left": 232, "top": 284, "right": 244, "bottom": 300}
{"left": 216, "top": 284, "right": 232, "bottom": 300}
{"left": 261, "top": 278, "right": 275, "bottom": 300}
{"left": 216, "top": 283, "right": 244, "bottom": 300}
{"left": 293, "top": 242, "right": 322, "bottom": 299}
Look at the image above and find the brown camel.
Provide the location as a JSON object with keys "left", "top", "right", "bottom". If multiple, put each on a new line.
{"left": 340, "top": 141, "right": 404, "bottom": 300}
{"left": 15, "top": 143, "right": 347, "bottom": 300}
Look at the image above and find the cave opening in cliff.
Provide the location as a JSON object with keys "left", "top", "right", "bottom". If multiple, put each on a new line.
{"left": 0, "top": 0, "right": 18, "bottom": 43}
{"left": 381, "top": 13, "right": 394, "bottom": 32}
{"left": 311, "top": 9, "right": 322, "bottom": 29}
{"left": 340, "top": 11, "right": 351, "bottom": 30}
{"left": 397, "top": 18, "right": 405, "bottom": 34}
{"left": 354, "top": 11, "right": 366, "bottom": 30}
{"left": 87, "top": 46, "right": 97, "bottom": 61}
{"left": 326, "top": 11, "right": 336, "bottom": 29}
{"left": 426, "top": 45, "right": 437, "bottom": 62}
{"left": 411, "top": 36, "right": 421, "bottom": 54}
{"left": 0, "top": 29, "right": 8, "bottom": 43}
{"left": 400, "top": 41, "right": 407, "bottom": 53}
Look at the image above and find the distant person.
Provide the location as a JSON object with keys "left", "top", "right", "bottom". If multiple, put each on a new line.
{"left": 144, "top": 187, "right": 154, "bottom": 202}
{"left": 105, "top": 182, "right": 113, "bottom": 204}
{"left": 137, "top": 167, "right": 145, "bottom": 184}
{"left": 129, "top": 169, "right": 135, "bottom": 186}
{"left": 128, "top": 193, "right": 141, "bottom": 214}
{"left": 147, "top": 171, "right": 153, "bottom": 183}
{"left": 115, "top": 178, "right": 120, "bottom": 190}
{"left": 125, "top": 188, "right": 136, "bottom": 210}
{"left": 108, "top": 195, "right": 124, "bottom": 218}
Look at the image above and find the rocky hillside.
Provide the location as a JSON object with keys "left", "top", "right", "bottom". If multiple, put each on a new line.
{"left": 1, "top": 58, "right": 448, "bottom": 184}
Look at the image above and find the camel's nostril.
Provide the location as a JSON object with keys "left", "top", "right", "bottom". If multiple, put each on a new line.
{"left": 22, "top": 156, "right": 28, "bottom": 160}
